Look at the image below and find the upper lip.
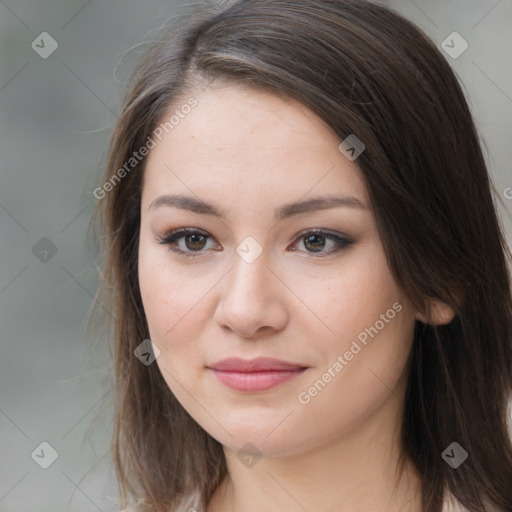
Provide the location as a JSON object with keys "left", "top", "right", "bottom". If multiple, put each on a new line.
{"left": 208, "top": 357, "right": 307, "bottom": 372}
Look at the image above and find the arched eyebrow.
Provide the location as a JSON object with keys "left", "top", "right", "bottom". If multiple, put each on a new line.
{"left": 147, "top": 193, "right": 368, "bottom": 220}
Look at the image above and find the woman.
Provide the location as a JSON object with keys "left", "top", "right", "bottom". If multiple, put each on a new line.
{"left": 89, "top": 0, "right": 512, "bottom": 510}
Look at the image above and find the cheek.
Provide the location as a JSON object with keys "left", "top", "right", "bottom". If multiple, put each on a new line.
{"left": 292, "top": 249, "right": 401, "bottom": 343}
{"left": 138, "top": 243, "right": 216, "bottom": 363}
{"left": 138, "top": 234, "right": 189, "bottom": 327}
{"left": 292, "top": 250, "right": 415, "bottom": 405}
{"left": 138, "top": 249, "right": 166, "bottom": 333}
{"left": 138, "top": 242, "right": 186, "bottom": 349}
{"left": 138, "top": 253, "right": 206, "bottom": 394}
{"left": 292, "top": 306, "right": 414, "bottom": 451}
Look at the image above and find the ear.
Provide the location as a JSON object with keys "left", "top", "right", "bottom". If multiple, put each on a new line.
{"left": 415, "top": 298, "right": 456, "bottom": 326}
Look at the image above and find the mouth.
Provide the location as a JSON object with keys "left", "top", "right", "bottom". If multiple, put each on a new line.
{"left": 207, "top": 357, "right": 308, "bottom": 392}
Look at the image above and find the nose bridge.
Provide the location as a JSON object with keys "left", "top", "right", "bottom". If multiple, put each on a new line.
{"left": 228, "top": 241, "right": 271, "bottom": 301}
{"left": 214, "top": 238, "right": 288, "bottom": 336}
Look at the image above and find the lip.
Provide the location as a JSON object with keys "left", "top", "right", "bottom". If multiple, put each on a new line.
{"left": 208, "top": 357, "right": 308, "bottom": 392}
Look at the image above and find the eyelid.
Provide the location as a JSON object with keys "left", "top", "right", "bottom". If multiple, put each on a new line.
{"left": 292, "top": 227, "right": 352, "bottom": 242}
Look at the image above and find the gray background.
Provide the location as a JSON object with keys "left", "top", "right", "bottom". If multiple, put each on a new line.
{"left": 1, "top": 0, "right": 511, "bottom": 511}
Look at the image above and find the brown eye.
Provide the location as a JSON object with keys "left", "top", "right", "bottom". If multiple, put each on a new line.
{"left": 157, "top": 228, "right": 217, "bottom": 257}
{"left": 290, "top": 230, "right": 353, "bottom": 257}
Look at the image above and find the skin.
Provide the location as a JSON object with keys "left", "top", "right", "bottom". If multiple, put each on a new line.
{"left": 138, "top": 84, "right": 455, "bottom": 512}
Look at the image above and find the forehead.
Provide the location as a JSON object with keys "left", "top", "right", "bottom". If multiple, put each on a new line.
{"left": 141, "top": 85, "right": 369, "bottom": 211}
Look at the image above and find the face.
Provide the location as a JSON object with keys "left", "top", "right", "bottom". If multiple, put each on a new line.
{"left": 138, "top": 84, "right": 418, "bottom": 457}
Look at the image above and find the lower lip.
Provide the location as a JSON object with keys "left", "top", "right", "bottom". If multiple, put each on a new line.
{"left": 210, "top": 368, "right": 306, "bottom": 392}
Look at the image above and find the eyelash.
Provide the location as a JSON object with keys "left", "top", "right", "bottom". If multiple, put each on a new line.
{"left": 156, "top": 227, "right": 353, "bottom": 259}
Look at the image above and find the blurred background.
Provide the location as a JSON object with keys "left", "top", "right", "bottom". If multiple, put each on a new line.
{"left": 1, "top": 0, "right": 511, "bottom": 510}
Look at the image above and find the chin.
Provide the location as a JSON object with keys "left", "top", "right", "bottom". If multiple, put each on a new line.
{"left": 200, "top": 415, "right": 314, "bottom": 459}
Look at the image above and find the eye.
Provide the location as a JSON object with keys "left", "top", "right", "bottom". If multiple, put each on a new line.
{"left": 157, "top": 227, "right": 353, "bottom": 259}
{"left": 156, "top": 227, "right": 219, "bottom": 258}
{"left": 289, "top": 229, "right": 353, "bottom": 257}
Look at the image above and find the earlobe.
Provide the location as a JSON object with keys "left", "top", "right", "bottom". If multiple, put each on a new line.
{"left": 415, "top": 299, "right": 456, "bottom": 326}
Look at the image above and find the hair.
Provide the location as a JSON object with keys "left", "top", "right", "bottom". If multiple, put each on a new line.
{"left": 87, "top": 1, "right": 512, "bottom": 511}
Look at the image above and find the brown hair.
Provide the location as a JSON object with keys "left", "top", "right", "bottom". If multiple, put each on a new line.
{"left": 88, "top": 1, "right": 512, "bottom": 510}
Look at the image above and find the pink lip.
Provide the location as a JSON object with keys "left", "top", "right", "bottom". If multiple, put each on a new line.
{"left": 208, "top": 357, "right": 308, "bottom": 392}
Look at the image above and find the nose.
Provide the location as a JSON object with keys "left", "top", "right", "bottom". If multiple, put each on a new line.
{"left": 213, "top": 249, "right": 289, "bottom": 338}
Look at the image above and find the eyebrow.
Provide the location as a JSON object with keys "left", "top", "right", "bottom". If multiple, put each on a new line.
{"left": 147, "top": 193, "right": 368, "bottom": 220}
